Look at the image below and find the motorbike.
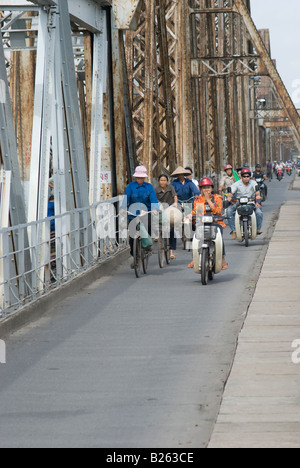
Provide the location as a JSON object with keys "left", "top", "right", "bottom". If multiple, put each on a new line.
{"left": 277, "top": 169, "right": 283, "bottom": 181}
{"left": 192, "top": 214, "right": 225, "bottom": 285}
{"left": 286, "top": 166, "right": 292, "bottom": 176}
{"left": 255, "top": 177, "right": 266, "bottom": 202}
{"left": 227, "top": 187, "right": 258, "bottom": 248}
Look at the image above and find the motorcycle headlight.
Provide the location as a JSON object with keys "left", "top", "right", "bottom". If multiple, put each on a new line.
{"left": 202, "top": 216, "right": 213, "bottom": 224}
{"left": 240, "top": 197, "right": 249, "bottom": 204}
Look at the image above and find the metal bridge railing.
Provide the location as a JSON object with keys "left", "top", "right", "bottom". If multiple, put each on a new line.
{"left": 0, "top": 196, "right": 128, "bottom": 321}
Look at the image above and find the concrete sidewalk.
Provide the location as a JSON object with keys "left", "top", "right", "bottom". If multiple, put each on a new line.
{"left": 209, "top": 184, "right": 300, "bottom": 448}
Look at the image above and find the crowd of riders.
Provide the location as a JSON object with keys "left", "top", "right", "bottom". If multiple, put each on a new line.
{"left": 122, "top": 159, "right": 295, "bottom": 273}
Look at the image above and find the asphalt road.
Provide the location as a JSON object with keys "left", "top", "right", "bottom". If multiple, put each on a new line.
{"left": 0, "top": 174, "right": 297, "bottom": 448}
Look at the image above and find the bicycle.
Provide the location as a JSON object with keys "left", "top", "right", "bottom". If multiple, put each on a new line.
{"left": 158, "top": 212, "right": 171, "bottom": 268}
{"left": 178, "top": 197, "right": 195, "bottom": 250}
{"left": 127, "top": 211, "right": 153, "bottom": 278}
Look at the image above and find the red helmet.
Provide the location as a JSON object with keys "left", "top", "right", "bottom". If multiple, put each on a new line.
{"left": 200, "top": 177, "right": 214, "bottom": 188}
{"left": 224, "top": 164, "right": 233, "bottom": 171}
{"left": 241, "top": 168, "right": 252, "bottom": 177}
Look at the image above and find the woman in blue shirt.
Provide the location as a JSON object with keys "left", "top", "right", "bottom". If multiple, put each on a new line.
{"left": 121, "top": 166, "right": 159, "bottom": 261}
{"left": 171, "top": 166, "right": 200, "bottom": 202}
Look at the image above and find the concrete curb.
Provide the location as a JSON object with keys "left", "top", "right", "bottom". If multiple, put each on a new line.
{"left": 208, "top": 200, "right": 300, "bottom": 448}
{"left": 0, "top": 248, "right": 130, "bottom": 339}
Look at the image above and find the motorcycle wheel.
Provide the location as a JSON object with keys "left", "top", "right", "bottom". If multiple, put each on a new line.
{"left": 201, "top": 249, "right": 209, "bottom": 286}
{"left": 244, "top": 220, "right": 249, "bottom": 247}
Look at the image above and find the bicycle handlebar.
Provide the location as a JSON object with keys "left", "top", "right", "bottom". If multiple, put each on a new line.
{"left": 125, "top": 210, "right": 158, "bottom": 217}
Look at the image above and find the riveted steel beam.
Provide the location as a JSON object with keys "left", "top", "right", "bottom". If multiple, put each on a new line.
{"left": 112, "top": 0, "right": 142, "bottom": 29}
{"left": 233, "top": 0, "right": 300, "bottom": 145}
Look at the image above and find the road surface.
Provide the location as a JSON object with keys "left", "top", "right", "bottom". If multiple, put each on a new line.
{"left": 0, "top": 175, "right": 297, "bottom": 448}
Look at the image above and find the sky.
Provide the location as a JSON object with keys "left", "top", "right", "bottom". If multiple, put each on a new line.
{"left": 250, "top": 0, "right": 300, "bottom": 107}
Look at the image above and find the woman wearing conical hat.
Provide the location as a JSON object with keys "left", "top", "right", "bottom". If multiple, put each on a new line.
{"left": 171, "top": 166, "right": 200, "bottom": 202}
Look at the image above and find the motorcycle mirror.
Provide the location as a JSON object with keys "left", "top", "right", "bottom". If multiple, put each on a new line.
{"left": 227, "top": 187, "right": 232, "bottom": 194}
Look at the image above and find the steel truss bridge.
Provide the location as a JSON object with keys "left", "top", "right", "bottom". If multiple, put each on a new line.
{"left": 0, "top": 0, "right": 299, "bottom": 316}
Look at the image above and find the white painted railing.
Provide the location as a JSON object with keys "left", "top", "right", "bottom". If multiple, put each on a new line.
{"left": 0, "top": 196, "right": 128, "bottom": 320}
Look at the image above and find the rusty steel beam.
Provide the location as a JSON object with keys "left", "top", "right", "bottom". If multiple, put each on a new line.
{"left": 112, "top": 0, "right": 142, "bottom": 29}
{"left": 233, "top": 0, "right": 300, "bottom": 144}
{"left": 111, "top": 26, "right": 127, "bottom": 194}
{"left": 263, "top": 121, "right": 291, "bottom": 129}
{"left": 124, "top": 0, "right": 178, "bottom": 180}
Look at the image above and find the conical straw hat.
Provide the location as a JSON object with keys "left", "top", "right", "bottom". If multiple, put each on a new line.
{"left": 171, "top": 166, "right": 192, "bottom": 177}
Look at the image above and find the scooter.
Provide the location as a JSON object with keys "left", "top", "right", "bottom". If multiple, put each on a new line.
{"left": 235, "top": 197, "right": 257, "bottom": 247}
{"left": 286, "top": 166, "right": 292, "bottom": 176}
{"left": 255, "top": 177, "right": 266, "bottom": 202}
{"left": 277, "top": 169, "right": 283, "bottom": 181}
{"left": 192, "top": 214, "right": 225, "bottom": 285}
{"left": 227, "top": 187, "right": 258, "bottom": 248}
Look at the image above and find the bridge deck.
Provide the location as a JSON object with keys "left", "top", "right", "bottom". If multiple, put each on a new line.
{"left": 0, "top": 177, "right": 297, "bottom": 448}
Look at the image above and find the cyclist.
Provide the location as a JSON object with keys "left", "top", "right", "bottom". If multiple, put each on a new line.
{"left": 120, "top": 166, "right": 159, "bottom": 266}
{"left": 155, "top": 174, "right": 178, "bottom": 259}
{"left": 171, "top": 166, "right": 200, "bottom": 202}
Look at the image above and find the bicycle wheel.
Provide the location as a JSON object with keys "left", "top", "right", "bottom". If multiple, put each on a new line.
{"left": 201, "top": 248, "right": 209, "bottom": 286}
{"left": 142, "top": 249, "right": 150, "bottom": 274}
{"left": 133, "top": 237, "right": 142, "bottom": 278}
{"left": 165, "top": 239, "right": 171, "bottom": 265}
{"left": 158, "top": 233, "right": 165, "bottom": 268}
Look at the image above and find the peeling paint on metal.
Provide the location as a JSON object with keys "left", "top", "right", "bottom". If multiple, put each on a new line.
{"left": 112, "top": 0, "right": 142, "bottom": 29}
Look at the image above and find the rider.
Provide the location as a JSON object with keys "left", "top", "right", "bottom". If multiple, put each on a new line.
{"left": 155, "top": 174, "right": 178, "bottom": 260}
{"left": 120, "top": 166, "right": 159, "bottom": 265}
{"left": 275, "top": 161, "right": 284, "bottom": 175}
{"left": 253, "top": 164, "right": 268, "bottom": 199}
{"left": 185, "top": 167, "right": 199, "bottom": 188}
{"left": 227, "top": 167, "right": 263, "bottom": 239}
{"left": 219, "top": 165, "right": 236, "bottom": 193}
{"left": 171, "top": 166, "right": 200, "bottom": 202}
{"left": 188, "top": 177, "right": 228, "bottom": 271}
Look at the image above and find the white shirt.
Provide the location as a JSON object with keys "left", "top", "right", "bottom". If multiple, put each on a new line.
{"left": 231, "top": 179, "right": 257, "bottom": 199}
